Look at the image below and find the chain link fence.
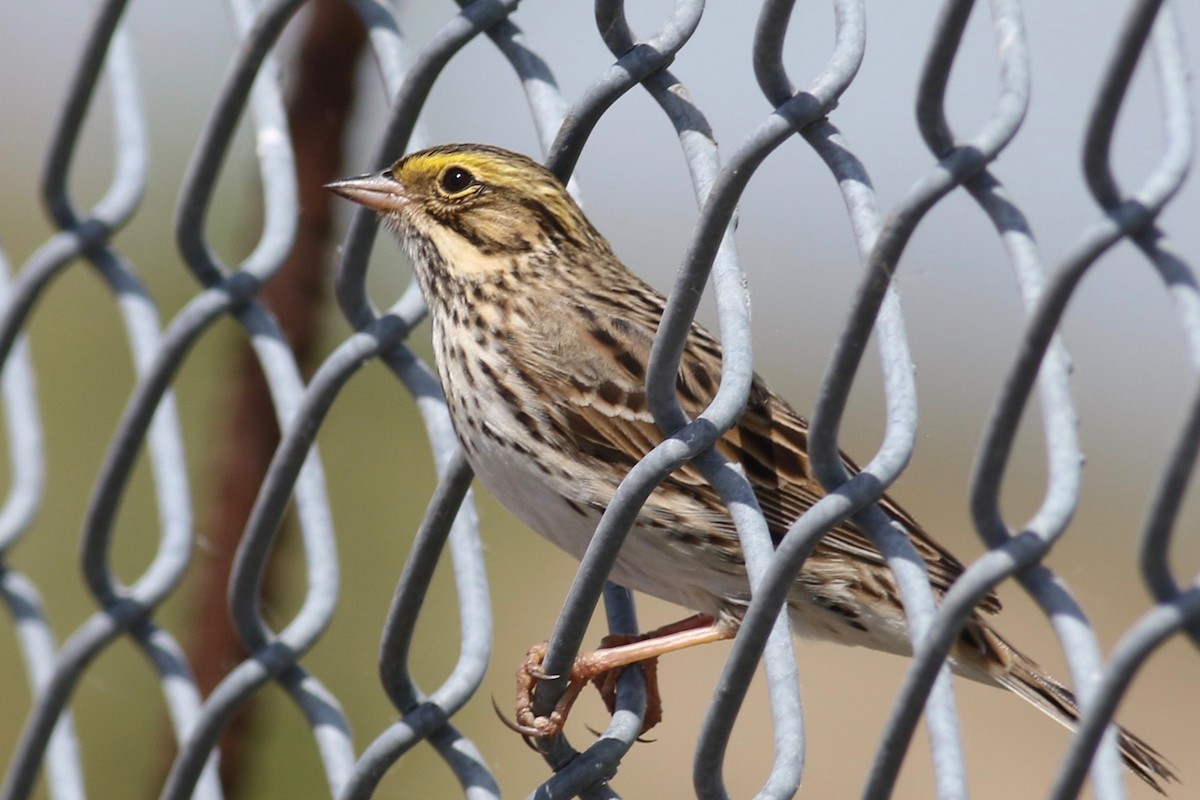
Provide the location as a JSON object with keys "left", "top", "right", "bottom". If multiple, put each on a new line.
{"left": 1, "top": 0, "right": 1197, "bottom": 798}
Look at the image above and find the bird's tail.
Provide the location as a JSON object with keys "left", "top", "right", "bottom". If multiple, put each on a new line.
{"left": 952, "top": 621, "right": 1176, "bottom": 794}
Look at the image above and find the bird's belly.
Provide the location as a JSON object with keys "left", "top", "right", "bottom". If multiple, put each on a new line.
{"left": 463, "top": 434, "right": 733, "bottom": 618}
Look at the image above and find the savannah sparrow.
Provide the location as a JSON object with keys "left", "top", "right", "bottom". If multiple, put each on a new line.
{"left": 329, "top": 143, "right": 1174, "bottom": 791}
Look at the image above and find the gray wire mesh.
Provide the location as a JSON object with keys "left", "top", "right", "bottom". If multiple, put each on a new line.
{"left": 1, "top": 1, "right": 1197, "bottom": 798}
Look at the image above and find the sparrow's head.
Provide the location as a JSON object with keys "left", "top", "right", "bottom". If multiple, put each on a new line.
{"left": 328, "top": 144, "right": 606, "bottom": 286}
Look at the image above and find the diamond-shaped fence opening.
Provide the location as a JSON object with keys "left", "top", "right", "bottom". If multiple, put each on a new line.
{"left": 1, "top": 1, "right": 1198, "bottom": 799}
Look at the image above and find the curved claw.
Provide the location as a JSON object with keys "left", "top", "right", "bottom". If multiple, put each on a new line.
{"left": 492, "top": 695, "right": 551, "bottom": 748}
{"left": 520, "top": 641, "right": 558, "bottom": 681}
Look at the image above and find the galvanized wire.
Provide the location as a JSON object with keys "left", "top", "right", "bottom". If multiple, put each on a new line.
{"left": 1, "top": 1, "right": 1196, "bottom": 799}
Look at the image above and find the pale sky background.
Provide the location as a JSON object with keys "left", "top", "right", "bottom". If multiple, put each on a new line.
{"left": 2, "top": 2, "right": 1199, "bottom": 799}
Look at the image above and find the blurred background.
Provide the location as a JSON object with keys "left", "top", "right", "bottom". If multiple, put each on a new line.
{"left": 1, "top": 1, "right": 1198, "bottom": 798}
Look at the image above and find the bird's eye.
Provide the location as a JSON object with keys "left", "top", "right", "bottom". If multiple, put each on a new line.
{"left": 440, "top": 166, "right": 476, "bottom": 194}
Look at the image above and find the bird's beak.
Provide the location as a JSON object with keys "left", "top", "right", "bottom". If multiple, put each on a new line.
{"left": 325, "top": 171, "right": 406, "bottom": 212}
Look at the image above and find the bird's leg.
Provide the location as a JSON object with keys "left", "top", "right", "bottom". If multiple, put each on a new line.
{"left": 588, "top": 613, "right": 731, "bottom": 732}
{"left": 512, "top": 614, "right": 737, "bottom": 738}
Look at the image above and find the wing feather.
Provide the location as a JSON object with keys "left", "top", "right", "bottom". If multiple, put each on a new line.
{"left": 530, "top": 278, "right": 999, "bottom": 614}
